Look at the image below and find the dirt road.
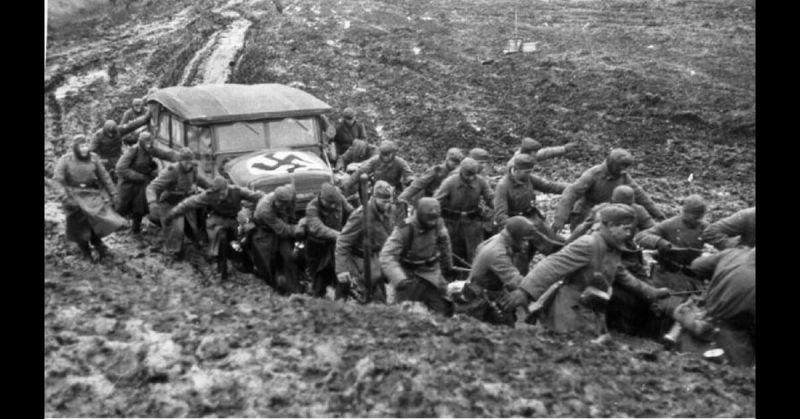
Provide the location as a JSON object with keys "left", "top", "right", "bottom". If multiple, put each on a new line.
{"left": 45, "top": 0, "right": 755, "bottom": 416}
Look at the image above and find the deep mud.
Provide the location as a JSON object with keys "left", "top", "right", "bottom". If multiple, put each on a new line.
{"left": 45, "top": 0, "right": 755, "bottom": 416}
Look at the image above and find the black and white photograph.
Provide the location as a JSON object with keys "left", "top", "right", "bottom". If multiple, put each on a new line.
{"left": 44, "top": 0, "right": 756, "bottom": 416}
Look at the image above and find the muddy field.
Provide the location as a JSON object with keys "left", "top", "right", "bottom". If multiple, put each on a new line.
{"left": 45, "top": 0, "right": 755, "bottom": 416}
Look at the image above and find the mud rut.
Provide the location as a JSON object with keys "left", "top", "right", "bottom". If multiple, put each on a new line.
{"left": 45, "top": 0, "right": 755, "bottom": 417}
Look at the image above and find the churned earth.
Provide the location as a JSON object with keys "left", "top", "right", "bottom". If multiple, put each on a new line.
{"left": 45, "top": 0, "right": 755, "bottom": 416}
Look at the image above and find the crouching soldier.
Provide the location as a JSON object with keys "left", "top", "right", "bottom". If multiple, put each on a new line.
{"left": 701, "top": 206, "right": 755, "bottom": 250}
{"left": 462, "top": 216, "right": 538, "bottom": 326}
{"left": 146, "top": 149, "right": 212, "bottom": 257}
{"left": 248, "top": 185, "right": 306, "bottom": 294}
{"left": 494, "top": 154, "right": 568, "bottom": 275}
{"left": 305, "top": 183, "right": 354, "bottom": 298}
{"left": 670, "top": 247, "right": 755, "bottom": 366}
{"left": 380, "top": 198, "right": 454, "bottom": 316}
{"left": 164, "top": 178, "right": 263, "bottom": 280}
{"left": 115, "top": 131, "right": 178, "bottom": 234}
{"left": 500, "top": 204, "right": 670, "bottom": 337}
{"left": 90, "top": 116, "right": 149, "bottom": 183}
{"left": 397, "top": 147, "right": 464, "bottom": 218}
{"left": 54, "top": 134, "right": 125, "bottom": 261}
{"left": 335, "top": 180, "right": 396, "bottom": 303}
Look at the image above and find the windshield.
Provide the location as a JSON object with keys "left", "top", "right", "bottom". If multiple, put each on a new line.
{"left": 215, "top": 117, "right": 319, "bottom": 153}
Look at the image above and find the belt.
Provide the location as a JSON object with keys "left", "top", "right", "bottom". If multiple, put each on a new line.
{"left": 400, "top": 254, "right": 439, "bottom": 268}
{"left": 441, "top": 207, "right": 481, "bottom": 220}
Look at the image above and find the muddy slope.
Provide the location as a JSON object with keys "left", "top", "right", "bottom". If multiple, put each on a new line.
{"left": 45, "top": 0, "right": 755, "bottom": 417}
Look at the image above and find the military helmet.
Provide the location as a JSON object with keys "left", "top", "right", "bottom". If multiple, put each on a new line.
{"left": 459, "top": 157, "right": 480, "bottom": 176}
{"left": 378, "top": 140, "right": 398, "bottom": 154}
{"left": 505, "top": 216, "right": 537, "bottom": 242}
{"left": 208, "top": 177, "right": 229, "bottom": 193}
{"left": 469, "top": 148, "right": 490, "bottom": 162}
{"left": 513, "top": 153, "right": 536, "bottom": 170}
{"left": 520, "top": 137, "right": 542, "bottom": 154}
{"left": 373, "top": 180, "right": 394, "bottom": 199}
{"left": 611, "top": 185, "right": 635, "bottom": 205}
{"left": 599, "top": 203, "right": 636, "bottom": 225}
{"left": 683, "top": 194, "right": 707, "bottom": 215}
{"left": 274, "top": 185, "right": 295, "bottom": 202}
{"left": 445, "top": 147, "right": 464, "bottom": 164}
{"left": 416, "top": 197, "right": 441, "bottom": 225}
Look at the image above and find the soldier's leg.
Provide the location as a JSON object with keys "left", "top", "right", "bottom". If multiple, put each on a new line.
{"left": 462, "top": 220, "right": 484, "bottom": 263}
{"left": 161, "top": 205, "right": 185, "bottom": 257}
{"left": 248, "top": 230, "right": 277, "bottom": 287}
{"left": 216, "top": 227, "right": 235, "bottom": 281}
{"left": 89, "top": 230, "right": 110, "bottom": 259}
{"left": 277, "top": 238, "right": 302, "bottom": 294}
{"left": 396, "top": 277, "right": 452, "bottom": 316}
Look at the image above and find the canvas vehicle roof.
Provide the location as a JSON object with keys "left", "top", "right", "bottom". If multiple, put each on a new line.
{"left": 149, "top": 84, "right": 332, "bottom": 124}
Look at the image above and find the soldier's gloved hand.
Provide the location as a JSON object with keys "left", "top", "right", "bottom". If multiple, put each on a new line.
{"left": 292, "top": 224, "right": 307, "bottom": 240}
{"left": 500, "top": 289, "right": 530, "bottom": 311}
{"left": 336, "top": 272, "right": 352, "bottom": 285}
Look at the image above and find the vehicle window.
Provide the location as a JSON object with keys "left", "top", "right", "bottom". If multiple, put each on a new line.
{"left": 267, "top": 118, "right": 318, "bottom": 149}
{"left": 157, "top": 112, "right": 171, "bottom": 146}
{"left": 172, "top": 118, "right": 184, "bottom": 147}
{"left": 186, "top": 125, "right": 213, "bottom": 155}
{"left": 215, "top": 122, "right": 267, "bottom": 153}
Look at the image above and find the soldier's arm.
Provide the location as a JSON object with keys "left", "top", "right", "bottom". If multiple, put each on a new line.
{"left": 357, "top": 122, "right": 367, "bottom": 140}
{"left": 530, "top": 174, "right": 569, "bottom": 195}
{"left": 169, "top": 194, "right": 210, "bottom": 219}
{"left": 490, "top": 248, "right": 526, "bottom": 289}
{"left": 432, "top": 177, "right": 452, "bottom": 207}
{"left": 637, "top": 208, "right": 657, "bottom": 231}
{"left": 253, "top": 198, "right": 296, "bottom": 238}
{"left": 195, "top": 172, "right": 213, "bottom": 191}
{"left": 118, "top": 111, "right": 150, "bottom": 136}
{"left": 53, "top": 155, "right": 69, "bottom": 188}
{"left": 115, "top": 148, "right": 149, "bottom": 183}
{"left": 436, "top": 220, "right": 453, "bottom": 271}
{"left": 379, "top": 227, "right": 410, "bottom": 286}
{"left": 565, "top": 217, "right": 594, "bottom": 244}
{"left": 89, "top": 131, "right": 101, "bottom": 152}
{"left": 633, "top": 221, "right": 670, "bottom": 249}
{"left": 151, "top": 145, "right": 179, "bottom": 163}
{"left": 702, "top": 210, "right": 749, "bottom": 250}
{"left": 480, "top": 178, "right": 494, "bottom": 208}
{"left": 93, "top": 154, "right": 117, "bottom": 196}
{"left": 519, "top": 237, "right": 594, "bottom": 299}
{"left": 552, "top": 171, "right": 594, "bottom": 228}
{"left": 398, "top": 167, "right": 435, "bottom": 203}
{"left": 337, "top": 146, "right": 356, "bottom": 169}
{"left": 335, "top": 210, "right": 363, "bottom": 273}
{"left": 238, "top": 188, "right": 265, "bottom": 204}
{"left": 492, "top": 180, "right": 510, "bottom": 226}
{"left": 629, "top": 178, "right": 665, "bottom": 220}
{"left": 146, "top": 168, "right": 173, "bottom": 204}
{"left": 689, "top": 251, "right": 724, "bottom": 280}
{"left": 305, "top": 200, "right": 340, "bottom": 242}
{"left": 398, "top": 157, "right": 415, "bottom": 185}
{"left": 613, "top": 265, "right": 663, "bottom": 299}
{"left": 344, "top": 157, "right": 376, "bottom": 189}
{"left": 536, "top": 145, "right": 567, "bottom": 160}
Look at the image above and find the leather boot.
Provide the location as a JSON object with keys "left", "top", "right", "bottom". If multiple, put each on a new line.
{"left": 90, "top": 235, "right": 111, "bottom": 260}
{"left": 131, "top": 214, "right": 143, "bottom": 234}
{"left": 77, "top": 241, "right": 93, "bottom": 260}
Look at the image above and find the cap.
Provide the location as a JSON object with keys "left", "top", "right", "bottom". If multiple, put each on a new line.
{"left": 608, "top": 148, "right": 633, "bottom": 164}
{"left": 520, "top": 137, "right": 542, "bottom": 154}
{"left": 469, "top": 148, "right": 490, "bottom": 162}
{"left": 320, "top": 182, "right": 340, "bottom": 202}
{"left": 683, "top": 194, "right": 707, "bottom": 214}
{"left": 343, "top": 108, "right": 355, "bottom": 119}
{"left": 274, "top": 185, "right": 295, "bottom": 202}
{"left": 138, "top": 131, "right": 153, "bottom": 142}
{"left": 378, "top": 140, "right": 398, "bottom": 154}
{"left": 103, "top": 120, "right": 117, "bottom": 131}
{"left": 610, "top": 185, "right": 635, "bottom": 205}
{"left": 373, "top": 180, "right": 394, "bottom": 199}
{"left": 208, "top": 177, "right": 228, "bottom": 193}
{"left": 513, "top": 153, "right": 536, "bottom": 170}
{"left": 132, "top": 98, "right": 143, "bottom": 106}
{"left": 599, "top": 203, "right": 637, "bottom": 225}
{"left": 445, "top": 147, "right": 464, "bottom": 163}
{"left": 459, "top": 157, "right": 479, "bottom": 176}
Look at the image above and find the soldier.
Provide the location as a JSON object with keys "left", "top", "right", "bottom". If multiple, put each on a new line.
{"left": 54, "top": 134, "right": 124, "bottom": 261}
{"left": 434, "top": 157, "right": 494, "bottom": 265}
{"left": 567, "top": 185, "right": 655, "bottom": 244}
{"left": 674, "top": 247, "right": 756, "bottom": 366}
{"left": 494, "top": 153, "right": 568, "bottom": 275}
{"left": 90, "top": 117, "right": 149, "bottom": 182}
{"left": 120, "top": 98, "right": 147, "bottom": 125}
{"left": 468, "top": 148, "right": 492, "bottom": 176}
{"left": 333, "top": 107, "right": 367, "bottom": 158}
{"left": 701, "top": 207, "right": 755, "bottom": 250}
{"left": 163, "top": 177, "right": 263, "bottom": 281}
{"left": 506, "top": 137, "right": 577, "bottom": 169}
{"left": 380, "top": 198, "right": 454, "bottom": 316}
{"left": 115, "top": 131, "right": 178, "bottom": 234}
{"left": 468, "top": 147, "right": 497, "bottom": 236}
{"left": 635, "top": 194, "right": 709, "bottom": 291}
{"left": 305, "top": 183, "right": 354, "bottom": 298}
{"left": 335, "top": 139, "right": 377, "bottom": 172}
{"left": 335, "top": 180, "right": 396, "bottom": 303}
{"left": 551, "top": 148, "right": 665, "bottom": 233}
{"left": 344, "top": 140, "right": 413, "bottom": 193}
{"left": 500, "top": 204, "right": 670, "bottom": 336}
{"left": 248, "top": 185, "right": 306, "bottom": 294}
{"left": 146, "top": 149, "right": 212, "bottom": 257}
{"left": 398, "top": 148, "right": 464, "bottom": 208}
{"left": 463, "top": 216, "right": 538, "bottom": 326}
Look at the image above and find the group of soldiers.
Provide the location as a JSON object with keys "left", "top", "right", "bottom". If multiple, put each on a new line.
{"left": 53, "top": 103, "right": 756, "bottom": 366}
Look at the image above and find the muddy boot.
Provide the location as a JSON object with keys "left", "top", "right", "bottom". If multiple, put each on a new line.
{"left": 90, "top": 235, "right": 111, "bottom": 260}
{"left": 77, "top": 241, "right": 94, "bottom": 261}
{"left": 131, "top": 214, "right": 143, "bottom": 235}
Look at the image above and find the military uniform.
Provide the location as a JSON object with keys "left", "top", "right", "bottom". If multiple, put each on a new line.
{"left": 380, "top": 215, "right": 453, "bottom": 316}
{"left": 115, "top": 140, "right": 177, "bottom": 231}
{"left": 635, "top": 214, "right": 708, "bottom": 290}
{"left": 146, "top": 161, "right": 212, "bottom": 256}
{"left": 335, "top": 196, "right": 395, "bottom": 303}
{"left": 54, "top": 137, "right": 124, "bottom": 258}
{"left": 249, "top": 188, "right": 304, "bottom": 294}
{"left": 398, "top": 163, "right": 457, "bottom": 207}
{"left": 345, "top": 153, "right": 414, "bottom": 193}
{"left": 333, "top": 118, "right": 367, "bottom": 156}
{"left": 434, "top": 169, "right": 493, "bottom": 265}
{"left": 702, "top": 207, "right": 755, "bottom": 250}
{"left": 553, "top": 162, "right": 664, "bottom": 231}
{"left": 505, "top": 145, "right": 569, "bottom": 169}
{"left": 686, "top": 247, "right": 756, "bottom": 366}
{"left": 493, "top": 168, "right": 568, "bottom": 274}
{"left": 305, "top": 188, "right": 354, "bottom": 298}
{"left": 336, "top": 139, "right": 377, "bottom": 170}
{"left": 90, "top": 117, "right": 149, "bottom": 182}
{"left": 168, "top": 183, "right": 263, "bottom": 279}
